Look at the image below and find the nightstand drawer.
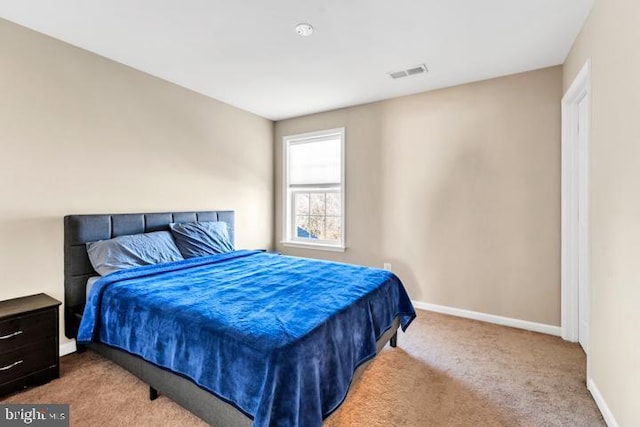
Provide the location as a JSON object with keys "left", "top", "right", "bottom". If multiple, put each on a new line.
{"left": 0, "top": 339, "right": 57, "bottom": 384}
{"left": 0, "top": 309, "right": 57, "bottom": 352}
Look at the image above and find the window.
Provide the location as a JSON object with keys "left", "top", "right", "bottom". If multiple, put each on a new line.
{"left": 282, "top": 128, "right": 345, "bottom": 251}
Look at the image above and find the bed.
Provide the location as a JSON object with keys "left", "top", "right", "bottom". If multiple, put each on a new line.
{"left": 64, "top": 211, "right": 415, "bottom": 426}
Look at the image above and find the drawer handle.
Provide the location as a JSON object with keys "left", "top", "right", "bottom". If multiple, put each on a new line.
{"left": 0, "top": 360, "right": 23, "bottom": 371}
{"left": 0, "top": 330, "right": 24, "bottom": 340}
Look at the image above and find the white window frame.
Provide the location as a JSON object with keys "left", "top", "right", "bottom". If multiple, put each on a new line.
{"left": 282, "top": 128, "right": 346, "bottom": 252}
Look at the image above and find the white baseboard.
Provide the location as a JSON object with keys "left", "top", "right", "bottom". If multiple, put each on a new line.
{"left": 60, "top": 339, "right": 77, "bottom": 356}
{"left": 588, "top": 378, "right": 619, "bottom": 427}
{"left": 412, "top": 300, "right": 561, "bottom": 336}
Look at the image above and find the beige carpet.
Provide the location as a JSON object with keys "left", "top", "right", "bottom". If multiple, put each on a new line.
{"left": 2, "top": 311, "right": 605, "bottom": 426}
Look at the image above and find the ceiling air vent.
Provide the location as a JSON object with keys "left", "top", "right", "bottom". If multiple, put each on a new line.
{"left": 389, "top": 70, "right": 408, "bottom": 79}
{"left": 388, "top": 64, "right": 428, "bottom": 80}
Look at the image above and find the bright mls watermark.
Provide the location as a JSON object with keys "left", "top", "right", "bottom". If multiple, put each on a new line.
{"left": 0, "top": 405, "right": 68, "bottom": 426}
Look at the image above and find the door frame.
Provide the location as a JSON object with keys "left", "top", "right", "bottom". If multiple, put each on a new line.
{"left": 561, "top": 60, "right": 591, "bottom": 354}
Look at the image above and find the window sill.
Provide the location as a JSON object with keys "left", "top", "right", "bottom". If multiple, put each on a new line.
{"left": 280, "top": 241, "right": 346, "bottom": 253}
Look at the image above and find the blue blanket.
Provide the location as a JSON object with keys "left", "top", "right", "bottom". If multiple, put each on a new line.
{"left": 78, "top": 250, "right": 416, "bottom": 426}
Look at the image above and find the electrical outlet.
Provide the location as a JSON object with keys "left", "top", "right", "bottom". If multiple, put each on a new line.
{"left": 383, "top": 263, "right": 392, "bottom": 271}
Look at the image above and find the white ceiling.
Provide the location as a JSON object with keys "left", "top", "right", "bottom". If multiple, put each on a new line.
{"left": 0, "top": 0, "right": 594, "bottom": 121}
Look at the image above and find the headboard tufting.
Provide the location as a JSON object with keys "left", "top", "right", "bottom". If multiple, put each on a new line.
{"left": 63, "top": 210, "right": 234, "bottom": 338}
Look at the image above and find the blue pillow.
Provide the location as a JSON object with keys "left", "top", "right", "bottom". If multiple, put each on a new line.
{"left": 86, "top": 231, "right": 184, "bottom": 276}
{"left": 169, "top": 221, "right": 234, "bottom": 259}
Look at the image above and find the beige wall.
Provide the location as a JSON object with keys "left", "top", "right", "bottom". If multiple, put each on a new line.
{"left": 564, "top": 0, "right": 640, "bottom": 425}
{"left": 276, "top": 66, "right": 562, "bottom": 326}
{"left": 0, "top": 19, "right": 274, "bottom": 345}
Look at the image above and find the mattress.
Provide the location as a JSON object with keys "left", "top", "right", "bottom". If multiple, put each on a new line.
{"left": 85, "top": 276, "right": 100, "bottom": 303}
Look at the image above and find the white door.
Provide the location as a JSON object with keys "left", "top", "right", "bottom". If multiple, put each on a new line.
{"left": 577, "top": 94, "right": 590, "bottom": 353}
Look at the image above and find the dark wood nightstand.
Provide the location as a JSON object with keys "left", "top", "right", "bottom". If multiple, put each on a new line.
{"left": 0, "top": 293, "right": 62, "bottom": 396}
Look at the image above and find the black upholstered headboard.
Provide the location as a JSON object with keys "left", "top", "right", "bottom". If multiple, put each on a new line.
{"left": 63, "top": 211, "right": 234, "bottom": 338}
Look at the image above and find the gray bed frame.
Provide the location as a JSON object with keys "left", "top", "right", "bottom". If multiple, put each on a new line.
{"left": 63, "top": 210, "right": 400, "bottom": 426}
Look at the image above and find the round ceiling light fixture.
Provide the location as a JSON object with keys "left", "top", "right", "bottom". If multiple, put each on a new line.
{"left": 295, "top": 23, "right": 314, "bottom": 36}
